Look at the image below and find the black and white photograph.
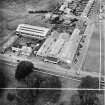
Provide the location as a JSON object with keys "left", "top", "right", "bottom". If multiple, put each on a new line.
{"left": 0, "top": 0, "right": 105, "bottom": 105}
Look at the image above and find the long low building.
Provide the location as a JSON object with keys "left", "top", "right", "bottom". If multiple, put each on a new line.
{"left": 16, "top": 24, "right": 50, "bottom": 39}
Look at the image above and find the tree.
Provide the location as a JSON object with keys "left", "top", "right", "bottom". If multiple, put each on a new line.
{"left": 15, "top": 61, "right": 34, "bottom": 81}
{"left": 77, "top": 76, "right": 102, "bottom": 105}
{"left": 0, "top": 69, "right": 7, "bottom": 98}
{"left": 70, "top": 94, "right": 81, "bottom": 105}
{"left": 38, "top": 75, "right": 62, "bottom": 104}
{"left": 78, "top": 76, "right": 100, "bottom": 95}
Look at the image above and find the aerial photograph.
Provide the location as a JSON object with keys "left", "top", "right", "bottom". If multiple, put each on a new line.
{"left": 0, "top": 0, "right": 105, "bottom": 105}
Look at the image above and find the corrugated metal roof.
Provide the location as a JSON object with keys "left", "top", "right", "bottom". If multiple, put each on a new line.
{"left": 16, "top": 24, "right": 50, "bottom": 37}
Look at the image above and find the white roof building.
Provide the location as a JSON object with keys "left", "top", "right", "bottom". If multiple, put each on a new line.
{"left": 16, "top": 24, "right": 50, "bottom": 38}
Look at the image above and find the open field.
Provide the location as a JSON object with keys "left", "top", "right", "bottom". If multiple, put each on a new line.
{"left": 84, "top": 22, "right": 104, "bottom": 75}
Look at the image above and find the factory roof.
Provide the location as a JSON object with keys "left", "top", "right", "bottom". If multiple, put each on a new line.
{"left": 16, "top": 24, "right": 50, "bottom": 37}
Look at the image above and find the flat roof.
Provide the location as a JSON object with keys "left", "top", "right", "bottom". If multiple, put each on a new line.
{"left": 16, "top": 24, "right": 50, "bottom": 37}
